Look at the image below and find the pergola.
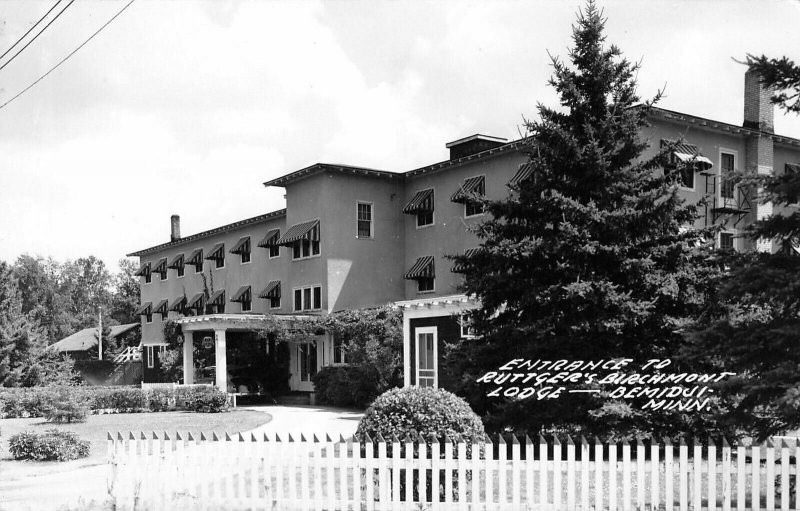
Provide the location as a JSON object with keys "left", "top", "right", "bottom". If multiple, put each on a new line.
{"left": 176, "top": 313, "right": 316, "bottom": 390}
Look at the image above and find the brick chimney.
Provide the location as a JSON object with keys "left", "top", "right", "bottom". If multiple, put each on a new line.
{"left": 170, "top": 215, "right": 181, "bottom": 242}
{"left": 743, "top": 68, "right": 774, "bottom": 133}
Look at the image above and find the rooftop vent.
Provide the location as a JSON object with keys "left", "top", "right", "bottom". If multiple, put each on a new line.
{"left": 445, "top": 134, "right": 507, "bottom": 160}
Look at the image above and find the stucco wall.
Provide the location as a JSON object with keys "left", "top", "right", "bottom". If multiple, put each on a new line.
{"left": 402, "top": 151, "right": 528, "bottom": 299}
{"left": 138, "top": 214, "right": 287, "bottom": 346}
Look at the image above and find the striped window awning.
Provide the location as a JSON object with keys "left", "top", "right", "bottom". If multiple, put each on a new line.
{"left": 186, "top": 249, "right": 203, "bottom": 268}
{"left": 186, "top": 293, "right": 205, "bottom": 310}
{"left": 276, "top": 220, "right": 320, "bottom": 246}
{"left": 134, "top": 302, "right": 152, "bottom": 315}
{"left": 662, "top": 140, "right": 713, "bottom": 171}
{"left": 167, "top": 254, "right": 184, "bottom": 270}
{"left": 786, "top": 163, "right": 800, "bottom": 174}
{"left": 230, "top": 285, "right": 251, "bottom": 303}
{"left": 405, "top": 256, "right": 435, "bottom": 280}
{"left": 451, "top": 248, "right": 480, "bottom": 273}
{"left": 257, "top": 229, "right": 281, "bottom": 248}
{"left": 259, "top": 280, "right": 281, "bottom": 299}
{"left": 230, "top": 236, "right": 250, "bottom": 254}
{"left": 134, "top": 262, "right": 151, "bottom": 277}
{"left": 403, "top": 189, "right": 434, "bottom": 214}
{"left": 153, "top": 299, "right": 169, "bottom": 315}
{"left": 205, "top": 243, "right": 225, "bottom": 260}
{"left": 169, "top": 296, "right": 187, "bottom": 312}
{"left": 208, "top": 290, "right": 225, "bottom": 306}
{"left": 451, "top": 176, "right": 485, "bottom": 203}
{"left": 152, "top": 258, "right": 168, "bottom": 274}
{"left": 509, "top": 162, "right": 534, "bottom": 187}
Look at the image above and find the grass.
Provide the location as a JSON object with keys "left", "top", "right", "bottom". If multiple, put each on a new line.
{"left": 0, "top": 409, "right": 271, "bottom": 467}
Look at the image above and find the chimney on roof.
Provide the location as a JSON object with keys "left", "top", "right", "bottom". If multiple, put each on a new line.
{"left": 170, "top": 215, "right": 181, "bottom": 242}
{"left": 445, "top": 134, "right": 508, "bottom": 160}
{"left": 743, "top": 68, "right": 774, "bottom": 133}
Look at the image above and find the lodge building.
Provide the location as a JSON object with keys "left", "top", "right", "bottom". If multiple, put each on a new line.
{"left": 128, "top": 69, "right": 800, "bottom": 396}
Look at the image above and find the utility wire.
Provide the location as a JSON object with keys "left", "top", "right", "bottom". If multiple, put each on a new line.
{"left": 0, "top": 0, "right": 136, "bottom": 111}
{"left": 0, "top": 0, "right": 76, "bottom": 73}
{"left": 0, "top": 0, "right": 63, "bottom": 62}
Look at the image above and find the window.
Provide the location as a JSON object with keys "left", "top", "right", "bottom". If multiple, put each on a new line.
{"left": 160, "top": 271, "right": 168, "bottom": 281}
{"left": 292, "top": 239, "right": 320, "bottom": 260}
{"left": 460, "top": 313, "right": 477, "bottom": 338}
{"left": 463, "top": 177, "right": 486, "bottom": 217}
{"left": 146, "top": 346, "right": 154, "bottom": 368}
{"left": 269, "top": 245, "right": 280, "bottom": 258}
{"left": 465, "top": 200, "right": 484, "bottom": 217}
{"left": 417, "top": 277, "right": 435, "bottom": 293}
{"left": 241, "top": 251, "right": 251, "bottom": 264}
{"left": 215, "top": 257, "right": 224, "bottom": 269}
{"left": 333, "top": 337, "right": 346, "bottom": 364}
{"left": 145, "top": 312, "right": 153, "bottom": 324}
{"left": 269, "top": 296, "right": 281, "bottom": 309}
{"left": 357, "top": 202, "right": 373, "bottom": 238}
{"left": 293, "top": 285, "right": 322, "bottom": 311}
{"left": 177, "top": 265, "right": 185, "bottom": 278}
{"left": 145, "top": 273, "right": 152, "bottom": 284}
{"left": 721, "top": 152, "right": 736, "bottom": 200}
{"left": 417, "top": 210, "right": 433, "bottom": 228}
{"left": 159, "top": 346, "right": 165, "bottom": 355}
{"left": 720, "top": 232, "right": 734, "bottom": 251}
{"left": 415, "top": 327, "right": 437, "bottom": 388}
{"left": 196, "top": 263, "right": 203, "bottom": 274}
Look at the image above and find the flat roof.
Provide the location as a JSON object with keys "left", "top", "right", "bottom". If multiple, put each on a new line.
{"left": 127, "top": 209, "right": 286, "bottom": 258}
{"left": 263, "top": 163, "right": 400, "bottom": 188}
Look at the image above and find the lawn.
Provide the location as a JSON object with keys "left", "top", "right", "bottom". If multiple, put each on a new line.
{"left": 0, "top": 409, "right": 271, "bottom": 467}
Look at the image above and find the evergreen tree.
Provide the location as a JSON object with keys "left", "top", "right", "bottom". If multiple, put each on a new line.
{"left": 450, "top": 1, "right": 722, "bottom": 438}
{"left": 0, "top": 262, "right": 47, "bottom": 386}
{"left": 682, "top": 57, "right": 800, "bottom": 439}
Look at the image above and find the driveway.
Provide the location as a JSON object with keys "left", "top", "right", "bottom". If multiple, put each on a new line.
{"left": 0, "top": 405, "right": 363, "bottom": 511}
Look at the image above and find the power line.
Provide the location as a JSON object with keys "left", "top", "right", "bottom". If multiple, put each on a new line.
{"left": 0, "top": 0, "right": 76, "bottom": 73}
{"left": 0, "top": 0, "right": 136, "bottom": 111}
{"left": 0, "top": 0, "right": 63, "bottom": 62}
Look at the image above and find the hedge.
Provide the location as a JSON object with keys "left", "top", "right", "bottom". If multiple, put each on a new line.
{"left": 9, "top": 430, "right": 90, "bottom": 461}
{"left": 0, "top": 385, "right": 229, "bottom": 418}
{"left": 312, "top": 365, "right": 382, "bottom": 408}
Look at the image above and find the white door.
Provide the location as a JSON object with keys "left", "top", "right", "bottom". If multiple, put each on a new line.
{"left": 289, "top": 335, "right": 324, "bottom": 392}
{"left": 415, "top": 327, "right": 437, "bottom": 388}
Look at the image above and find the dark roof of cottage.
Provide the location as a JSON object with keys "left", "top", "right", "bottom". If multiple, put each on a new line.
{"left": 127, "top": 210, "right": 286, "bottom": 257}
{"left": 51, "top": 323, "right": 140, "bottom": 353}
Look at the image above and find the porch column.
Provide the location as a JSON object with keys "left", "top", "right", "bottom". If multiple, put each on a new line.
{"left": 182, "top": 331, "right": 194, "bottom": 385}
{"left": 402, "top": 312, "right": 411, "bottom": 387}
{"left": 214, "top": 329, "right": 227, "bottom": 391}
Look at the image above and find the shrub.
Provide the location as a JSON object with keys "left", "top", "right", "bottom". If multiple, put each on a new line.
{"left": 313, "top": 365, "right": 382, "bottom": 408}
{"left": 176, "top": 386, "right": 228, "bottom": 413}
{"left": 146, "top": 387, "right": 175, "bottom": 412}
{"left": 9, "top": 430, "right": 90, "bottom": 461}
{"left": 91, "top": 387, "right": 147, "bottom": 412}
{"left": 357, "top": 386, "right": 485, "bottom": 442}
{"left": 44, "top": 390, "right": 89, "bottom": 423}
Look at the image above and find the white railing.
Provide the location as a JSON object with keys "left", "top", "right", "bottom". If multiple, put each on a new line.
{"left": 107, "top": 433, "right": 800, "bottom": 510}
{"left": 114, "top": 346, "right": 141, "bottom": 363}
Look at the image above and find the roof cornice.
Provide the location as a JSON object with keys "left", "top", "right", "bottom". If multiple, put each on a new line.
{"left": 263, "top": 163, "right": 400, "bottom": 188}
{"left": 127, "top": 209, "right": 287, "bottom": 258}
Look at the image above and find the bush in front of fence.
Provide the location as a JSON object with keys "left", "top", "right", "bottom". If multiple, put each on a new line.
{"left": 8, "top": 429, "right": 90, "bottom": 461}
{"left": 175, "top": 386, "right": 228, "bottom": 413}
{"left": 357, "top": 386, "right": 485, "bottom": 442}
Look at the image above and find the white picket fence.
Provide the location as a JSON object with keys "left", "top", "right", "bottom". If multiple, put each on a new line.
{"left": 107, "top": 432, "right": 800, "bottom": 510}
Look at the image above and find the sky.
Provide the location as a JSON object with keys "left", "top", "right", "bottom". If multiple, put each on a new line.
{"left": 0, "top": 0, "right": 798, "bottom": 273}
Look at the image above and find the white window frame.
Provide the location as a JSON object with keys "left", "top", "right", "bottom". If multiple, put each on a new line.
{"left": 269, "top": 296, "right": 281, "bottom": 310}
{"left": 145, "top": 312, "right": 153, "bottom": 324}
{"left": 719, "top": 148, "right": 738, "bottom": 203}
{"left": 292, "top": 285, "right": 322, "bottom": 312}
{"left": 332, "top": 336, "right": 347, "bottom": 365}
{"left": 241, "top": 299, "right": 252, "bottom": 312}
{"left": 415, "top": 326, "right": 438, "bottom": 388}
{"left": 144, "top": 272, "right": 152, "bottom": 285}
{"left": 160, "top": 269, "right": 168, "bottom": 282}
{"left": 147, "top": 346, "right": 154, "bottom": 368}
{"left": 463, "top": 175, "right": 487, "bottom": 219}
{"left": 269, "top": 245, "right": 280, "bottom": 259}
{"left": 176, "top": 264, "right": 185, "bottom": 279}
{"left": 417, "top": 277, "right": 435, "bottom": 294}
{"left": 414, "top": 188, "right": 435, "bottom": 229}
{"left": 719, "top": 230, "right": 735, "bottom": 251}
{"left": 214, "top": 257, "right": 225, "bottom": 269}
{"left": 240, "top": 251, "right": 251, "bottom": 265}
{"left": 356, "top": 201, "right": 374, "bottom": 239}
{"left": 460, "top": 313, "right": 477, "bottom": 338}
